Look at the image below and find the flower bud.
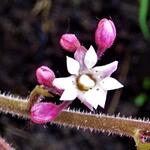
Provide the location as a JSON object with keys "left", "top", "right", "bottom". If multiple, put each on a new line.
{"left": 30, "top": 101, "right": 70, "bottom": 124}
{"left": 95, "top": 18, "right": 116, "bottom": 56}
{"left": 60, "top": 34, "right": 81, "bottom": 52}
{"left": 30, "top": 102, "right": 59, "bottom": 124}
{"left": 36, "top": 66, "right": 55, "bottom": 87}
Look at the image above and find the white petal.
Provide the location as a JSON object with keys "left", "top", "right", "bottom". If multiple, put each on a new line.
{"left": 77, "top": 92, "right": 94, "bottom": 110}
{"left": 84, "top": 45, "right": 97, "bottom": 69}
{"left": 92, "top": 61, "right": 118, "bottom": 79}
{"left": 53, "top": 76, "right": 75, "bottom": 89}
{"left": 60, "top": 88, "right": 77, "bottom": 101}
{"left": 66, "top": 56, "right": 80, "bottom": 75}
{"left": 100, "top": 77, "right": 123, "bottom": 91}
{"left": 84, "top": 88, "right": 107, "bottom": 109}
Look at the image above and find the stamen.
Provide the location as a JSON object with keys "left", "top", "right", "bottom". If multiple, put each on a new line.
{"left": 77, "top": 74, "right": 96, "bottom": 91}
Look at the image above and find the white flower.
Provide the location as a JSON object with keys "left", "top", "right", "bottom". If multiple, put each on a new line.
{"left": 53, "top": 46, "right": 123, "bottom": 110}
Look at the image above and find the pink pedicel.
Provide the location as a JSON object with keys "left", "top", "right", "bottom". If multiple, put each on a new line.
{"left": 36, "top": 66, "right": 55, "bottom": 87}
{"left": 30, "top": 101, "right": 70, "bottom": 124}
{"left": 95, "top": 18, "right": 116, "bottom": 57}
{"left": 60, "top": 34, "right": 81, "bottom": 52}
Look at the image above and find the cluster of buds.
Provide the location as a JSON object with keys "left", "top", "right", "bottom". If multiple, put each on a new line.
{"left": 31, "top": 18, "right": 122, "bottom": 124}
{"left": 59, "top": 18, "right": 116, "bottom": 58}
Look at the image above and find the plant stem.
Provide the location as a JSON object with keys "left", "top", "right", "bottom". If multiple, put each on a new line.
{"left": 0, "top": 88, "right": 150, "bottom": 149}
{"left": 1, "top": 92, "right": 150, "bottom": 137}
{"left": 0, "top": 94, "right": 28, "bottom": 117}
{"left": 0, "top": 85, "right": 52, "bottom": 117}
{"left": 54, "top": 110, "right": 150, "bottom": 137}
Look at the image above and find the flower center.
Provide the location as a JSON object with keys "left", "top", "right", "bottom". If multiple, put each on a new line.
{"left": 77, "top": 74, "right": 96, "bottom": 91}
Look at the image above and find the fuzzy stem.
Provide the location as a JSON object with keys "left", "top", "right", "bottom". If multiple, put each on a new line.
{"left": 1, "top": 92, "right": 150, "bottom": 138}
{"left": 0, "top": 94, "right": 28, "bottom": 117}
{"left": 0, "top": 85, "right": 52, "bottom": 117}
{"left": 0, "top": 89, "right": 150, "bottom": 149}
{"left": 54, "top": 110, "right": 150, "bottom": 137}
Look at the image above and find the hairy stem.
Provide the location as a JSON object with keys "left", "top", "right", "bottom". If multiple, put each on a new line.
{"left": 0, "top": 92, "right": 150, "bottom": 137}
{"left": 0, "top": 85, "right": 52, "bottom": 117}
{"left": 0, "top": 87, "right": 150, "bottom": 149}
{"left": 54, "top": 110, "right": 150, "bottom": 137}
{"left": 1, "top": 91, "right": 150, "bottom": 137}
{"left": 0, "top": 94, "right": 28, "bottom": 117}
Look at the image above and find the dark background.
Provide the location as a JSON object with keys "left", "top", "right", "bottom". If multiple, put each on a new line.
{"left": 0, "top": 0, "right": 150, "bottom": 149}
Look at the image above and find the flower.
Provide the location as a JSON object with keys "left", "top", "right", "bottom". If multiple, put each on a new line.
{"left": 53, "top": 46, "right": 123, "bottom": 110}
{"left": 60, "top": 34, "right": 81, "bottom": 52}
{"left": 36, "top": 66, "right": 55, "bottom": 87}
{"left": 95, "top": 18, "right": 116, "bottom": 57}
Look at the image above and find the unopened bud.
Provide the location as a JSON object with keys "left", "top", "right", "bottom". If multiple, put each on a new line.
{"left": 95, "top": 18, "right": 116, "bottom": 57}
{"left": 36, "top": 66, "right": 55, "bottom": 87}
{"left": 30, "top": 101, "right": 71, "bottom": 124}
{"left": 60, "top": 34, "right": 81, "bottom": 52}
{"left": 30, "top": 102, "right": 59, "bottom": 124}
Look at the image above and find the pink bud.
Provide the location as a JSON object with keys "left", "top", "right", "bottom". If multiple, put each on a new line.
{"left": 95, "top": 18, "right": 116, "bottom": 57}
{"left": 36, "top": 66, "right": 55, "bottom": 87}
{"left": 60, "top": 34, "right": 81, "bottom": 52}
{"left": 30, "top": 102, "right": 71, "bottom": 124}
{"left": 30, "top": 102, "right": 59, "bottom": 124}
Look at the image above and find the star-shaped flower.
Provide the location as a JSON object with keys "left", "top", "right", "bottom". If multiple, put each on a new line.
{"left": 53, "top": 46, "right": 123, "bottom": 110}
